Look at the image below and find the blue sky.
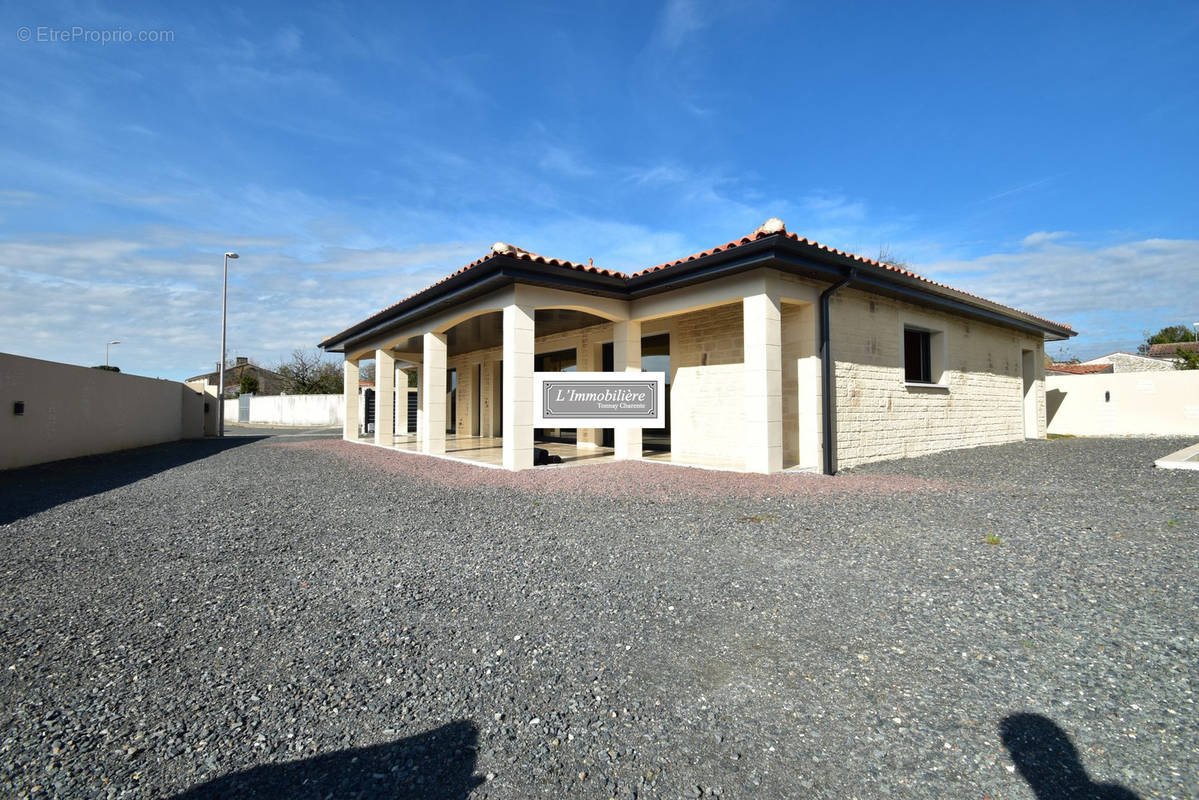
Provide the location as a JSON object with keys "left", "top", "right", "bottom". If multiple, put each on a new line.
{"left": 2, "top": 0, "right": 1197, "bottom": 380}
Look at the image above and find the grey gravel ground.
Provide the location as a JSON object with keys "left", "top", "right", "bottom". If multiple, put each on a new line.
{"left": 1, "top": 434, "right": 1195, "bottom": 799}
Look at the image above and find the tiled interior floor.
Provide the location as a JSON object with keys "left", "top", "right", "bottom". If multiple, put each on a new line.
{"left": 354, "top": 433, "right": 745, "bottom": 470}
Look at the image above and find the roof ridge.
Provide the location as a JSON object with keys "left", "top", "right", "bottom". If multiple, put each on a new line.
{"left": 321, "top": 219, "right": 1075, "bottom": 346}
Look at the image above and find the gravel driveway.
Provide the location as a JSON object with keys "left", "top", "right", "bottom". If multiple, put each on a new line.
{"left": 1, "top": 434, "right": 1195, "bottom": 799}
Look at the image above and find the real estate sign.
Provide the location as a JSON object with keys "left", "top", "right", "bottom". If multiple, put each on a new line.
{"left": 534, "top": 372, "right": 665, "bottom": 427}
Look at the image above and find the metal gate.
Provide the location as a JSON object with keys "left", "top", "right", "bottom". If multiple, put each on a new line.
{"left": 364, "top": 388, "right": 375, "bottom": 434}
{"left": 238, "top": 393, "right": 252, "bottom": 423}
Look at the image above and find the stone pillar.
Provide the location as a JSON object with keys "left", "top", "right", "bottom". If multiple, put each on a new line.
{"left": 343, "top": 358, "right": 359, "bottom": 441}
{"left": 374, "top": 349, "right": 395, "bottom": 446}
{"left": 744, "top": 293, "right": 783, "bottom": 473}
{"left": 576, "top": 339, "right": 599, "bottom": 448}
{"left": 414, "top": 365, "right": 424, "bottom": 441}
{"left": 421, "top": 333, "right": 447, "bottom": 455}
{"left": 612, "top": 320, "right": 642, "bottom": 460}
{"left": 502, "top": 303, "right": 534, "bottom": 470}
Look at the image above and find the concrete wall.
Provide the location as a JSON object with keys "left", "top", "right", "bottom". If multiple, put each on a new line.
{"left": 1046, "top": 372, "right": 1199, "bottom": 436}
{"left": 222, "top": 393, "right": 345, "bottom": 426}
{"left": 185, "top": 381, "right": 220, "bottom": 436}
{"left": 1, "top": 352, "right": 205, "bottom": 470}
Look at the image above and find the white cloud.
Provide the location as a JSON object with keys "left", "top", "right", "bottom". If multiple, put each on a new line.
{"left": 538, "top": 147, "right": 594, "bottom": 179}
{"left": 0, "top": 231, "right": 490, "bottom": 380}
{"left": 1020, "top": 231, "right": 1071, "bottom": 248}
{"left": 655, "top": 0, "right": 709, "bottom": 50}
{"left": 919, "top": 235, "right": 1199, "bottom": 358}
{"left": 799, "top": 191, "right": 868, "bottom": 224}
{"left": 274, "top": 26, "right": 303, "bottom": 56}
{"left": 0, "top": 189, "right": 40, "bottom": 205}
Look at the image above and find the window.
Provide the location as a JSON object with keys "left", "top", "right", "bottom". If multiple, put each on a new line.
{"left": 904, "top": 328, "right": 932, "bottom": 383}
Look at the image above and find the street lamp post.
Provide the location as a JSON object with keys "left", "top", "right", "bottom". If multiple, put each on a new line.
{"left": 218, "top": 252, "right": 239, "bottom": 437}
{"left": 105, "top": 340, "right": 120, "bottom": 367}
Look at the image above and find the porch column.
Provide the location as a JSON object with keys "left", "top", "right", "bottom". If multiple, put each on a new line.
{"left": 502, "top": 303, "right": 534, "bottom": 470}
{"left": 744, "top": 292, "right": 783, "bottom": 473}
{"left": 374, "top": 349, "right": 395, "bottom": 446}
{"left": 797, "top": 305, "right": 822, "bottom": 471}
{"left": 576, "top": 340, "right": 598, "bottom": 448}
{"left": 414, "top": 364, "right": 424, "bottom": 442}
{"left": 613, "top": 320, "right": 642, "bottom": 460}
{"left": 343, "top": 358, "right": 359, "bottom": 440}
{"left": 421, "top": 333, "right": 447, "bottom": 455}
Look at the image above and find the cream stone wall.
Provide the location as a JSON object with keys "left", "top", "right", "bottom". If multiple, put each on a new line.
{"left": 345, "top": 267, "right": 1050, "bottom": 472}
{"left": 662, "top": 303, "right": 746, "bottom": 465}
{"left": 781, "top": 302, "right": 821, "bottom": 470}
{"left": 827, "top": 288, "right": 1046, "bottom": 469}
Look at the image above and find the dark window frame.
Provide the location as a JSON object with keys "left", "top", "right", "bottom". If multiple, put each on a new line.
{"left": 904, "top": 327, "right": 933, "bottom": 383}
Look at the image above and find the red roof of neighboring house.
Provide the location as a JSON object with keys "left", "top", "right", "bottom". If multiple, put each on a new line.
{"left": 1147, "top": 341, "right": 1199, "bottom": 357}
{"left": 322, "top": 220, "right": 1075, "bottom": 349}
{"left": 1045, "top": 363, "right": 1114, "bottom": 375}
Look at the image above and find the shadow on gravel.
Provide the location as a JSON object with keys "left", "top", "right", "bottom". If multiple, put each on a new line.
{"left": 1000, "top": 713, "right": 1140, "bottom": 800}
{"left": 170, "top": 721, "right": 483, "bottom": 800}
{"left": 0, "top": 437, "right": 266, "bottom": 526}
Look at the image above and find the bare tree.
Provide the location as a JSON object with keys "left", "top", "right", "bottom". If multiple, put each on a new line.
{"left": 277, "top": 348, "right": 342, "bottom": 394}
{"left": 876, "top": 246, "right": 911, "bottom": 270}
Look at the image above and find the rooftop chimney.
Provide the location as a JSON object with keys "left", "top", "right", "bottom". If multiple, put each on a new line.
{"left": 755, "top": 217, "right": 787, "bottom": 235}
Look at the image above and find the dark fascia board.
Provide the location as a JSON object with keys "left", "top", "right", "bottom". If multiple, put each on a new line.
{"left": 322, "top": 235, "right": 1074, "bottom": 352}
{"left": 321, "top": 257, "right": 503, "bottom": 352}
{"left": 627, "top": 236, "right": 1075, "bottom": 340}
{"left": 323, "top": 256, "right": 628, "bottom": 353}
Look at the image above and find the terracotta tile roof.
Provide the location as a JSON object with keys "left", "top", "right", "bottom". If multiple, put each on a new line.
{"left": 321, "top": 243, "right": 618, "bottom": 346}
{"left": 1045, "top": 363, "right": 1113, "bottom": 375}
{"left": 630, "top": 219, "right": 1072, "bottom": 331}
{"left": 322, "top": 219, "right": 1076, "bottom": 347}
{"left": 1147, "top": 341, "right": 1199, "bottom": 357}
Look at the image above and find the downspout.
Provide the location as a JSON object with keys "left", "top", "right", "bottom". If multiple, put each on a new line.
{"left": 820, "top": 269, "right": 855, "bottom": 475}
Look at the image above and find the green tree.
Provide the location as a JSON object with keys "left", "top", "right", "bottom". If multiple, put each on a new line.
{"left": 1174, "top": 349, "right": 1199, "bottom": 370}
{"left": 239, "top": 374, "right": 260, "bottom": 395}
{"left": 1137, "top": 324, "right": 1197, "bottom": 354}
{"left": 277, "top": 348, "right": 342, "bottom": 394}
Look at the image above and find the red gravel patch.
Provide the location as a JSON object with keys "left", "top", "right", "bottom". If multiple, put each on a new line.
{"left": 275, "top": 439, "right": 950, "bottom": 500}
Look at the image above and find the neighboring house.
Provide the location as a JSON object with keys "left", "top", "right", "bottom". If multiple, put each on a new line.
{"left": 1046, "top": 363, "right": 1114, "bottom": 376}
{"left": 186, "top": 357, "right": 287, "bottom": 397}
{"left": 319, "top": 218, "right": 1075, "bottom": 474}
{"left": 1080, "top": 351, "right": 1174, "bottom": 373}
{"left": 1147, "top": 341, "right": 1199, "bottom": 358}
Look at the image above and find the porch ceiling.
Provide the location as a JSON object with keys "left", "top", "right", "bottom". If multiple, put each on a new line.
{"left": 385, "top": 308, "right": 611, "bottom": 358}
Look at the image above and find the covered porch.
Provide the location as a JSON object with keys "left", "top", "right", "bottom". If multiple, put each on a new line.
{"left": 348, "top": 431, "right": 747, "bottom": 471}
{"left": 332, "top": 264, "right": 825, "bottom": 474}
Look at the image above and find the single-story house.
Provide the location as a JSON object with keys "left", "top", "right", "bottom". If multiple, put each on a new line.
{"left": 1147, "top": 341, "right": 1199, "bottom": 358}
{"left": 1079, "top": 351, "right": 1175, "bottom": 373}
{"left": 319, "top": 219, "right": 1075, "bottom": 474}
{"left": 186, "top": 357, "right": 287, "bottom": 397}
{"left": 1045, "top": 363, "right": 1113, "bottom": 376}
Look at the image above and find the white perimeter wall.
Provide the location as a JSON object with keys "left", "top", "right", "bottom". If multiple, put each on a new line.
{"left": 223, "top": 393, "right": 344, "bottom": 426}
{"left": 1046, "top": 371, "right": 1199, "bottom": 436}
{"left": 1, "top": 352, "right": 205, "bottom": 470}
